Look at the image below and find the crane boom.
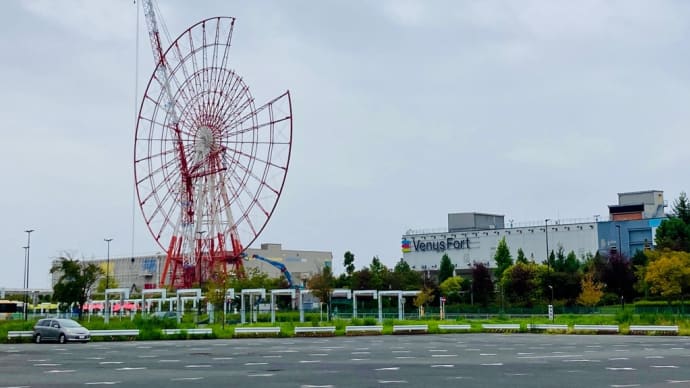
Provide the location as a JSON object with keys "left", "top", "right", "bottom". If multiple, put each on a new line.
{"left": 250, "top": 254, "right": 298, "bottom": 289}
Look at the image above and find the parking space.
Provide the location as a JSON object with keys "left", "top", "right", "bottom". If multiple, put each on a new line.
{"left": 2, "top": 334, "right": 690, "bottom": 387}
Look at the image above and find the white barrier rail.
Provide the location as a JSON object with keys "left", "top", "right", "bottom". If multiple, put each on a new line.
{"left": 7, "top": 331, "right": 33, "bottom": 339}
{"left": 392, "top": 324, "right": 428, "bottom": 333}
{"left": 438, "top": 324, "right": 471, "bottom": 331}
{"left": 481, "top": 324, "right": 520, "bottom": 331}
{"left": 234, "top": 327, "right": 281, "bottom": 336}
{"left": 527, "top": 324, "right": 568, "bottom": 331}
{"left": 345, "top": 325, "right": 383, "bottom": 334}
{"left": 572, "top": 325, "right": 619, "bottom": 333}
{"left": 90, "top": 329, "right": 140, "bottom": 337}
{"left": 294, "top": 326, "right": 336, "bottom": 335}
{"left": 162, "top": 328, "right": 212, "bottom": 335}
{"left": 628, "top": 325, "right": 678, "bottom": 334}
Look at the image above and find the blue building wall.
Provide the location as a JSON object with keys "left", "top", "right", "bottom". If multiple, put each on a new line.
{"left": 597, "top": 218, "right": 664, "bottom": 257}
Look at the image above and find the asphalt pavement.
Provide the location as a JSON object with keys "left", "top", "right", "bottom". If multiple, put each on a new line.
{"left": 2, "top": 334, "right": 690, "bottom": 387}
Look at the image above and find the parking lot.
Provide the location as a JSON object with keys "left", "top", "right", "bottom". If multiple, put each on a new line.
{"left": 2, "top": 334, "right": 690, "bottom": 387}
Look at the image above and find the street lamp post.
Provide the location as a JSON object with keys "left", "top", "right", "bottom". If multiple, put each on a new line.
{"left": 22, "top": 246, "right": 28, "bottom": 320}
{"left": 196, "top": 231, "right": 206, "bottom": 286}
{"left": 544, "top": 219, "right": 550, "bottom": 271}
{"left": 24, "top": 229, "right": 34, "bottom": 321}
{"left": 104, "top": 238, "right": 113, "bottom": 290}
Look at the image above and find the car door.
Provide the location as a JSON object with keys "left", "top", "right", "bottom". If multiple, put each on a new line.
{"left": 46, "top": 320, "right": 60, "bottom": 340}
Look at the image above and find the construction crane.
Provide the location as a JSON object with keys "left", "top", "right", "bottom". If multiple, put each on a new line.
{"left": 247, "top": 254, "right": 301, "bottom": 289}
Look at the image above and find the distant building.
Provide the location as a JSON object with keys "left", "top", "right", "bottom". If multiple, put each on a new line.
{"left": 401, "top": 190, "right": 667, "bottom": 275}
{"left": 51, "top": 243, "right": 332, "bottom": 292}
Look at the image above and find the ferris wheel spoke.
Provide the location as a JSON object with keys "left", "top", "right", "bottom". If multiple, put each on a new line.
{"left": 225, "top": 172, "right": 260, "bottom": 237}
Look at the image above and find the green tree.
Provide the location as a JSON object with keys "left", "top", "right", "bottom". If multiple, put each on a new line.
{"left": 644, "top": 250, "right": 690, "bottom": 301}
{"left": 493, "top": 237, "right": 513, "bottom": 279}
{"left": 438, "top": 254, "right": 455, "bottom": 285}
{"left": 563, "top": 250, "right": 580, "bottom": 273}
{"left": 439, "top": 276, "right": 464, "bottom": 303}
{"left": 516, "top": 248, "right": 528, "bottom": 264}
{"left": 206, "top": 270, "right": 232, "bottom": 328}
{"left": 672, "top": 191, "right": 690, "bottom": 224}
{"left": 96, "top": 277, "right": 119, "bottom": 294}
{"left": 413, "top": 287, "right": 434, "bottom": 317}
{"left": 369, "top": 256, "right": 388, "bottom": 290}
{"left": 390, "top": 260, "right": 423, "bottom": 290}
{"left": 308, "top": 266, "right": 336, "bottom": 319}
{"left": 501, "top": 262, "right": 540, "bottom": 307}
{"left": 50, "top": 256, "right": 103, "bottom": 320}
{"left": 343, "top": 251, "right": 355, "bottom": 277}
{"left": 655, "top": 218, "right": 690, "bottom": 252}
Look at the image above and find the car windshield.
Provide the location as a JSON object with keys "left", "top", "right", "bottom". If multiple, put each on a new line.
{"left": 59, "top": 320, "right": 82, "bottom": 328}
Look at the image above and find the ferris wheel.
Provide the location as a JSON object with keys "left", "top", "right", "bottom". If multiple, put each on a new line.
{"left": 134, "top": 1, "right": 292, "bottom": 288}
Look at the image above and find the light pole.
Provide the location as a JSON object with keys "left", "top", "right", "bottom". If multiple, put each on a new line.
{"left": 196, "top": 231, "right": 206, "bottom": 286}
{"left": 548, "top": 285, "right": 554, "bottom": 304}
{"left": 24, "top": 229, "right": 34, "bottom": 321}
{"left": 544, "top": 219, "right": 550, "bottom": 271}
{"left": 22, "top": 246, "right": 28, "bottom": 320}
{"left": 104, "top": 238, "right": 113, "bottom": 290}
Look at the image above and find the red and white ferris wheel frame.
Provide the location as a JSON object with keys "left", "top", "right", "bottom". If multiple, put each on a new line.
{"left": 134, "top": 15, "right": 292, "bottom": 288}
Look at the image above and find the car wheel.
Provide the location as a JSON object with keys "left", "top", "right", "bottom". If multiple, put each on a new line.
{"left": 34, "top": 334, "right": 41, "bottom": 344}
{"left": 58, "top": 334, "right": 66, "bottom": 344}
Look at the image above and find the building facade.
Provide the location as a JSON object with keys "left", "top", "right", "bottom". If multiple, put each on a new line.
{"left": 401, "top": 190, "right": 667, "bottom": 273}
{"left": 51, "top": 243, "right": 333, "bottom": 292}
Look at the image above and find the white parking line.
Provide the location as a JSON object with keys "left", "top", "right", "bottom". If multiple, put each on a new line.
{"left": 610, "top": 385, "right": 639, "bottom": 387}
{"left": 248, "top": 373, "right": 274, "bottom": 377}
{"left": 170, "top": 377, "right": 204, "bottom": 381}
{"left": 185, "top": 365, "right": 211, "bottom": 368}
{"left": 34, "top": 363, "right": 61, "bottom": 367}
{"left": 244, "top": 362, "right": 267, "bottom": 366}
{"left": 300, "top": 360, "right": 321, "bottom": 363}
{"left": 378, "top": 381, "right": 407, "bottom": 384}
{"left": 667, "top": 380, "right": 690, "bottom": 384}
{"left": 481, "top": 363, "right": 503, "bottom": 366}
{"left": 84, "top": 382, "right": 121, "bottom": 385}
{"left": 213, "top": 357, "right": 234, "bottom": 360}
{"left": 44, "top": 370, "right": 76, "bottom": 373}
{"left": 432, "top": 354, "right": 457, "bottom": 358}
{"left": 115, "top": 367, "right": 146, "bottom": 371}
{"left": 158, "top": 359, "right": 180, "bottom": 363}
{"left": 606, "top": 367, "right": 636, "bottom": 371}
{"left": 99, "top": 362, "right": 123, "bottom": 365}
{"left": 431, "top": 365, "right": 454, "bottom": 368}
{"left": 375, "top": 367, "right": 400, "bottom": 371}
{"left": 301, "top": 385, "right": 334, "bottom": 388}
{"left": 650, "top": 365, "right": 678, "bottom": 368}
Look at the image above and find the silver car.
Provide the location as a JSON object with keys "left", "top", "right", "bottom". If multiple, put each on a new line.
{"left": 33, "top": 318, "right": 91, "bottom": 344}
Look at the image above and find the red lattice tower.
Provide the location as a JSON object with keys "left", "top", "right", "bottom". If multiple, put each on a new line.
{"left": 135, "top": 2, "right": 292, "bottom": 288}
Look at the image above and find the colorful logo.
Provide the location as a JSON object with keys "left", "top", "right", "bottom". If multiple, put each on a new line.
{"left": 401, "top": 238, "right": 411, "bottom": 253}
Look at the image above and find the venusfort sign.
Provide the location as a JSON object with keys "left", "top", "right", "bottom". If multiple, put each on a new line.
{"left": 407, "top": 237, "right": 471, "bottom": 252}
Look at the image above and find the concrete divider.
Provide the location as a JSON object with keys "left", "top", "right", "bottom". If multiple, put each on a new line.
{"left": 294, "top": 326, "right": 336, "bottom": 336}
{"left": 438, "top": 324, "right": 471, "bottom": 331}
{"left": 628, "top": 325, "right": 678, "bottom": 335}
{"left": 572, "top": 325, "right": 619, "bottom": 333}
{"left": 345, "top": 325, "right": 383, "bottom": 335}
{"left": 392, "top": 324, "right": 428, "bottom": 334}
{"left": 234, "top": 327, "right": 281, "bottom": 336}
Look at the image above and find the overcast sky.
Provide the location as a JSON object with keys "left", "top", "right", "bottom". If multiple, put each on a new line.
{"left": 2, "top": 0, "right": 689, "bottom": 289}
